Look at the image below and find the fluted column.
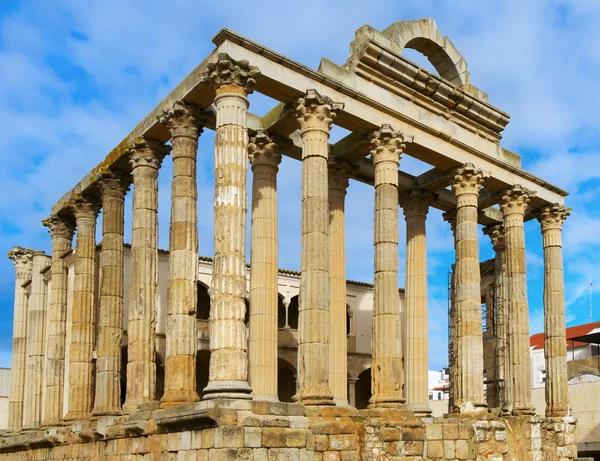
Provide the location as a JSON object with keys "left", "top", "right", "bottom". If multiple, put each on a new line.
{"left": 294, "top": 89, "right": 343, "bottom": 405}
{"left": 93, "top": 171, "right": 129, "bottom": 416}
{"left": 6, "top": 247, "right": 33, "bottom": 433}
{"left": 442, "top": 210, "right": 457, "bottom": 413}
{"left": 328, "top": 160, "right": 350, "bottom": 406}
{"left": 248, "top": 130, "right": 282, "bottom": 401}
{"left": 201, "top": 53, "right": 259, "bottom": 399}
{"left": 501, "top": 185, "right": 536, "bottom": 416}
{"left": 159, "top": 101, "right": 206, "bottom": 407}
{"left": 22, "top": 251, "right": 51, "bottom": 430}
{"left": 370, "top": 125, "right": 406, "bottom": 408}
{"left": 483, "top": 224, "right": 509, "bottom": 412}
{"left": 42, "top": 215, "right": 75, "bottom": 426}
{"left": 538, "top": 204, "right": 570, "bottom": 417}
{"left": 64, "top": 194, "right": 101, "bottom": 422}
{"left": 402, "top": 189, "right": 434, "bottom": 416}
{"left": 123, "top": 139, "right": 169, "bottom": 413}
{"left": 451, "top": 164, "right": 487, "bottom": 413}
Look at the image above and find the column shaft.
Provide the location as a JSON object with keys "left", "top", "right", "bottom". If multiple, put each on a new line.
{"left": 370, "top": 125, "right": 405, "bottom": 408}
{"left": 65, "top": 195, "right": 100, "bottom": 421}
{"left": 124, "top": 139, "right": 168, "bottom": 413}
{"left": 451, "top": 164, "right": 487, "bottom": 413}
{"left": 501, "top": 186, "right": 535, "bottom": 415}
{"left": 42, "top": 216, "right": 74, "bottom": 426}
{"left": 6, "top": 248, "right": 33, "bottom": 433}
{"left": 294, "top": 90, "right": 342, "bottom": 405}
{"left": 248, "top": 130, "right": 281, "bottom": 401}
{"left": 539, "top": 204, "right": 570, "bottom": 417}
{"left": 93, "top": 172, "right": 128, "bottom": 416}
{"left": 442, "top": 211, "right": 457, "bottom": 413}
{"left": 402, "top": 190, "right": 433, "bottom": 416}
{"left": 160, "top": 101, "right": 204, "bottom": 407}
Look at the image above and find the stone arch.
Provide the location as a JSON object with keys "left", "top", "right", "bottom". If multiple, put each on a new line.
{"left": 277, "top": 294, "right": 287, "bottom": 329}
{"left": 197, "top": 281, "right": 210, "bottom": 320}
{"left": 568, "top": 367, "right": 600, "bottom": 381}
{"left": 355, "top": 367, "right": 372, "bottom": 410}
{"left": 382, "top": 18, "right": 470, "bottom": 86}
{"left": 288, "top": 295, "right": 299, "bottom": 330}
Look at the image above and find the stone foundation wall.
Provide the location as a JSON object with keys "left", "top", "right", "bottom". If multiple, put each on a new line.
{"left": 0, "top": 400, "right": 577, "bottom": 461}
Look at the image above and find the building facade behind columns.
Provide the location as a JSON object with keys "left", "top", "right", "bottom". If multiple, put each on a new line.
{"left": 1, "top": 18, "right": 576, "bottom": 461}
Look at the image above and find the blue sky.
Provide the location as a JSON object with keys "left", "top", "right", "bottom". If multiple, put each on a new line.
{"left": 1, "top": 0, "right": 600, "bottom": 370}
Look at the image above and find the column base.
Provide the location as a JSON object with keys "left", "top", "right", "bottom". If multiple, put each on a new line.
{"left": 159, "top": 390, "right": 200, "bottom": 409}
{"left": 369, "top": 392, "right": 405, "bottom": 409}
{"left": 333, "top": 398, "right": 350, "bottom": 407}
{"left": 91, "top": 407, "right": 123, "bottom": 418}
{"left": 63, "top": 411, "right": 92, "bottom": 424}
{"left": 123, "top": 399, "right": 159, "bottom": 415}
{"left": 203, "top": 380, "right": 252, "bottom": 400}
{"left": 512, "top": 406, "right": 536, "bottom": 416}
{"left": 406, "top": 403, "right": 433, "bottom": 417}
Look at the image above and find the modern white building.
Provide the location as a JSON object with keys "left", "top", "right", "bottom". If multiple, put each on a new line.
{"left": 0, "top": 368, "right": 9, "bottom": 433}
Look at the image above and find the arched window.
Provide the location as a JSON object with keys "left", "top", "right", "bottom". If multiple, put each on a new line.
{"left": 278, "top": 358, "right": 296, "bottom": 403}
{"left": 355, "top": 368, "right": 372, "bottom": 410}
{"left": 197, "top": 282, "right": 210, "bottom": 320}
{"left": 288, "top": 295, "right": 299, "bottom": 330}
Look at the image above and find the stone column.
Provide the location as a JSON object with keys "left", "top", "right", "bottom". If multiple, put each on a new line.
{"left": 42, "top": 215, "right": 75, "bottom": 426}
{"left": 402, "top": 189, "right": 434, "bottom": 416}
{"left": 501, "top": 185, "right": 536, "bottom": 416}
{"left": 93, "top": 171, "right": 130, "bottom": 416}
{"left": 538, "top": 204, "right": 570, "bottom": 417}
{"left": 22, "top": 251, "right": 51, "bottom": 430}
{"left": 329, "top": 160, "right": 350, "bottom": 406}
{"left": 442, "top": 210, "right": 457, "bottom": 414}
{"left": 450, "top": 164, "right": 487, "bottom": 413}
{"left": 248, "top": 130, "right": 282, "bottom": 402}
{"left": 294, "top": 89, "right": 343, "bottom": 405}
{"left": 483, "top": 224, "right": 509, "bottom": 412}
{"left": 123, "top": 138, "right": 169, "bottom": 413}
{"left": 6, "top": 247, "right": 34, "bottom": 433}
{"left": 201, "top": 53, "right": 259, "bottom": 399}
{"left": 348, "top": 377, "right": 359, "bottom": 408}
{"left": 64, "top": 194, "right": 101, "bottom": 422}
{"left": 159, "top": 100, "right": 206, "bottom": 407}
{"left": 369, "top": 125, "right": 406, "bottom": 408}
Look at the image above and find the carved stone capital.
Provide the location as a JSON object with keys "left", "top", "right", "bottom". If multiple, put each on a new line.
{"left": 328, "top": 159, "right": 351, "bottom": 192}
{"left": 537, "top": 203, "right": 571, "bottom": 232}
{"left": 158, "top": 100, "right": 208, "bottom": 139}
{"left": 70, "top": 194, "right": 101, "bottom": 221}
{"left": 96, "top": 169, "right": 131, "bottom": 198}
{"left": 401, "top": 189, "right": 435, "bottom": 218}
{"left": 199, "top": 53, "right": 260, "bottom": 94}
{"left": 500, "top": 185, "right": 535, "bottom": 217}
{"left": 369, "top": 124, "right": 410, "bottom": 164}
{"left": 442, "top": 210, "right": 457, "bottom": 234}
{"left": 294, "top": 89, "right": 344, "bottom": 134}
{"left": 248, "top": 130, "right": 282, "bottom": 169}
{"left": 42, "top": 214, "right": 76, "bottom": 240}
{"left": 451, "top": 163, "right": 487, "bottom": 197}
{"left": 483, "top": 224, "right": 506, "bottom": 250}
{"left": 7, "top": 246, "right": 34, "bottom": 279}
{"left": 128, "top": 137, "right": 171, "bottom": 171}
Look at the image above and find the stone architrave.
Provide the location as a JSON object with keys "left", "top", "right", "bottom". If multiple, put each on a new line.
{"left": 92, "top": 170, "right": 130, "bottom": 416}
{"left": 501, "top": 185, "right": 536, "bottom": 416}
{"left": 41, "top": 215, "right": 75, "bottom": 426}
{"left": 442, "top": 210, "right": 457, "bottom": 413}
{"left": 538, "top": 204, "right": 570, "bottom": 417}
{"left": 369, "top": 124, "right": 407, "bottom": 408}
{"left": 22, "top": 251, "right": 51, "bottom": 430}
{"left": 450, "top": 163, "right": 487, "bottom": 413}
{"left": 248, "top": 130, "right": 282, "bottom": 402}
{"left": 6, "top": 247, "right": 34, "bottom": 433}
{"left": 293, "top": 89, "right": 343, "bottom": 405}
{"left": 123, "top": 138, "right": 169, "bottom": 413}
{"left": 200, "top": 53, "right": 259, "bottom": 399}
{"left": 402, "top": 189, "right": 434, "bottom": 416}
{"left": 159, "top": 100, "right": 206, "bottom": 407}
{"left": 328, "top": 159, "right": 350, "bottom": 406}
{"left": 483, "top": 224, "right": 509, "bottom": 412}
{"left": 64, "top": 194, "right": 101, "bottom": 422}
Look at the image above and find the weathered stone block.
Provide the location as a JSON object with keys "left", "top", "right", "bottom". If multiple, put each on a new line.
{"left": 427, "top": 440, "right": 443, "bottom": 458}
{"left": 443, "top": 440, "right": 455, "bottom": 459}
{"left": 215, "top": 426, "right": 244, "bottom": 448}
{"left": 314, "top": 435, "right": 329, "bottom": 451}
{"left": 268, "top": 448, "right": 300, "bottom": 461}
{"left": 244, "top": 427, "right": 262, "bottom": 448}
{"left": 455, "top": 439, "right": 475, "bottom": 459}
{"left": 329, "top": 434, "right": 358, "bottom": 451}
{"left": 380, "top": 427, "right": 400, "bottom": 442}
{"left": 442, "top": 423, "right": 459, "bottom": 440}
{"left": 426, "top": 423, "right": 442, "bottom": 440}
{"left": 263, "top": 428, "right": 287, "bottom": 448}
{"left": 285, "top": 429, "right": 307, "bottom": 448}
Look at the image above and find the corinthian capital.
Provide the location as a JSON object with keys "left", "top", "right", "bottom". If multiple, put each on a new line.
{"left": 42, "top": 214, "right": 76, "bottom": 240}
{"left": 70, "top": 193, "right": 101, "bottom": 220}
{"left": 400, "top": 189, "right": 435, "bottom": 218}
{"left": 199, "top": 53, "right": 260, "bottom": 94}
{"left": 96, "top": 168, "right": 131, "bottom": 198}
{"left": 248, "top": 130, "right": 282, "bottom": 169}
{"left": 537, "top": 203, "right": 571, "bottom": 232}
{"left": 369, "top": 124, "right": 410, "bottom": 164}
{"left": 8, "top": 246, "right": 34, "bottom": 279}
{"left": 128, "top": 137, "right": 171, "bottom": 171}
{"left": 328, "top": 158, "right": 352, "bottom": 192}
{"left": 442, "top": 210, "right": 457, "bottom": 234}
{"left": 500, "top": 185, "right": 536, "bottom": 217}
{"left": 294, "top": 89, "right": 344, "bottom": 134}
{"left": 483, "top": 223, "right": 505, "bottom": 250}
{"left": 451, "top": 163, "right": 488, "bottom": 197}
{"left": 158, "top": 100, "right": 208, "bottom": 139}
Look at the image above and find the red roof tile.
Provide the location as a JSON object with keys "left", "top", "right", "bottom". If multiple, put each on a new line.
{"left": 530, "top": 321, "right": 600, "bottom": 350}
